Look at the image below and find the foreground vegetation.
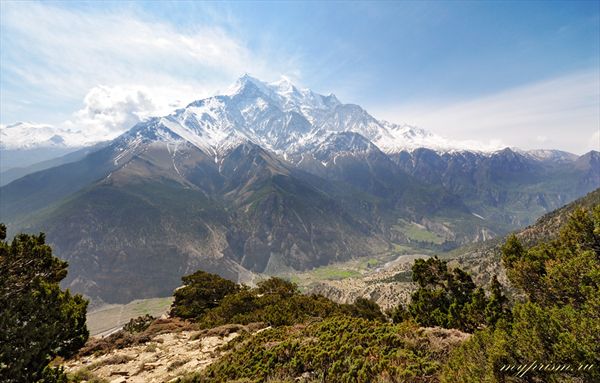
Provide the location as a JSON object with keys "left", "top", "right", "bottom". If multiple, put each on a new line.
{"left": 0, "top": 224, "right": 88, "bottom": 382}
{"left": 168, "top": 204, "right": 599, "bottom": 382}
{"left": 171, "top": 272, "right": 386, "bottom": 328}
{"left": 2, "top": 198, "right": 597, "bottom": 382}
{"left": 441, "top": 206, "right": 600, "bottom": 383}
{"left": 180, "top": 317, "right": 465, "bottom": 383}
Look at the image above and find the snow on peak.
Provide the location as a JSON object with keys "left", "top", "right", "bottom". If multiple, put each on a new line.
{"left": 4, "top": 75, "right": 507, "bottom": 156}
{"left": 1, "top": 120, "right": 124, "bottom": 150}
{"left": 225, "top": 75, "right": 340, "bottom": 121}
{"left": 514, "top": 148, "right": 578, "bottom": 163}
{"left": 1, "top": 122, "right": 76, "bottom": 149}
{"left": 270, "top": 76, "right": 297, "bottom": 94}
{"left": 227, "top": 74, "right": 272, "bottom": 97}
{"left": 105, "top": 75, "right": 510, "bottom": 160}
{"left": 376, "top": 121, "right": 503, "bottom": 154}
{"left": 220, "top": 75, "right": 498, "bottom": 154}
{"left": 319, "top": 131, "right": 379, "bottom": 153}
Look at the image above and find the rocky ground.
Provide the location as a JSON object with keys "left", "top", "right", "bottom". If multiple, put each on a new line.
{"left": 64, "top": 321, "right": 268, "bottom": 383}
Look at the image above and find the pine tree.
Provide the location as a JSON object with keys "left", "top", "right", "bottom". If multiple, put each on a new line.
{"left": 405, "top": 257, "right": 496, "bottom": 332}
{"left": 0, "top": 224, "right": 88, "bottom": 382}
{"left": 443, "top": 205, "right": 600, "bottom": 382}
{"left": 484, "top": 275, "right": 510, "bottom": 327}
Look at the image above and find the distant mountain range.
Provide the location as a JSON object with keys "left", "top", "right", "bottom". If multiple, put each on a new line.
{"left": 448, "top": 187, "right": 600, "bottom": 290}
{"left": 0, "top": 122, "right": 110, "bottom": 172}
{"left": 1, "top": 75, "right": 598, "bottom": 304}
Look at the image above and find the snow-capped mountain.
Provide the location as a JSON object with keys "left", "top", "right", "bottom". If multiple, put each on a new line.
{"left": 0, "top": 121, "right": 116, "bottom": 150}
{"left": 0, "top": 122, "right": 70, "bottom": 149}
{"left": 102, "top": 74, "right": 511, "bottom": 169}
{"left": 1, "top": 75, "right": 503, "bottom": 156}
{"left": 515, "top": 148, "right": 579, "bottom": 163}
{"left": 0, "top": 122, "right": 111, "bottom": 171}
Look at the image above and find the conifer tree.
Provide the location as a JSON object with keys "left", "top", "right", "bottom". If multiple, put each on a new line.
{"left": 170, "top": 269, "right": 239, "bottom": 319}
{"left": 0, "top": 224, "right": 88, "bottom": 382}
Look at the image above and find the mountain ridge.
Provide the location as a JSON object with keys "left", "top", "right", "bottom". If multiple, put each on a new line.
{"left": 2, "top": 75, "right": 582, "bottom": 157}
{"left": 1, "top": 75, "right": 598, "bottom": 304}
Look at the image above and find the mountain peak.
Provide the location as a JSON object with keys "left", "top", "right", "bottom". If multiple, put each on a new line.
{"left": 5, "top": 75, "right": 561, "bottom": 156}
{"left": 1, "top": 122, "right": 73, "bottom": 149}
{"left": 270, "top": 75, "right": 295, "bottom": 88}
{"left": 228, "top": 74, "right": 271, "bottom": 97}
{"left": 112, "top": 74, "right": 507, "bottom": 159}
{"left": 228, "top": 74, "right": 308, "bottom": 100}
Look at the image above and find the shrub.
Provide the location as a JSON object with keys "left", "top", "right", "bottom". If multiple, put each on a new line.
{"left": 170, "top": 270, "right": 239, "bottom": 319}
{"left": 344, "top": 297, "right": 386, "bottom": 322}
{"left": 395, "top": 257, "right": 509, "bottom": 332}
{"left": 169, "top": 272, "right": 387, "bottom": 329}
{"left": 180, "top": 316, "right": 461, "bottom": 383}
{"left": 123, "top": 314, "right": 155, "bottom": 333}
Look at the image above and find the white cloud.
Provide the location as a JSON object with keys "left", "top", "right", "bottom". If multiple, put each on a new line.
{"left": 372, "top": 71, "right": 600, "bottom": 154}
{"left": 63, "top": 85, "right": 199, "bottom": 139}
{"left": 0, "top": 84, "right": 198, "bottom": 148}
{"left": 68, "top": 86, "right": 155, "bottom": 134}
{"left": 0, "top": 2, "right": 297, "bottom": 123}
{"left": 0, "top": 0, "right": 302, "bottom": 147}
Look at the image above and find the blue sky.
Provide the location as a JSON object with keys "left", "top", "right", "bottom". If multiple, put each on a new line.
{"left": 1, "top": 1, "right": 599, "bottom": 153}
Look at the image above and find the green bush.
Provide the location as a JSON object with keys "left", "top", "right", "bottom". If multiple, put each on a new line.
{"left": 0, "top": 224, "right": 88, "bottom": 383}
{"left": 171, "top": 273, "right": 386, "bottom": 328}
{"left": 396, "top": 257, "right": 509, "bottom": 332}
{"left": 199, "top": 285, "right": 346, "bottom": 328}
{"left": 180, "top": 316, "right": 455, "bottom": 383}
{"left": 345, "top": 297, "right": 386, "bottom": 322}
{"left": 170, "top": 270, "right": 239, "bottom": 319}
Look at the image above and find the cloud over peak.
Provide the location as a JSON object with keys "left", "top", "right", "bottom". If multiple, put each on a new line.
{"left": 0, "top": 2, "right": 298, "bottom": 122}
